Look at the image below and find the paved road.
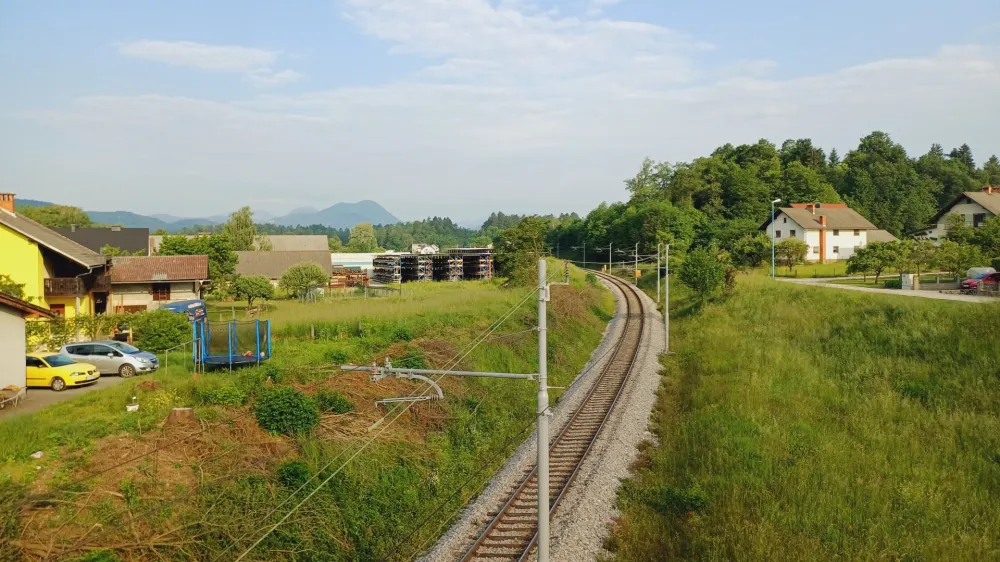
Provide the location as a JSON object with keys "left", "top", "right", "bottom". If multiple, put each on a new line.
{"left": 0, "top": 375, "right": 130, "bottom": 420}
{"left": 779, "top": 277, "right": 996, "bottom": 303}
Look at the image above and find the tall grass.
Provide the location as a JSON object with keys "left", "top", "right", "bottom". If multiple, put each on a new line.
{"left": 605, "top": 276, "right": 1000, "bottom": 561}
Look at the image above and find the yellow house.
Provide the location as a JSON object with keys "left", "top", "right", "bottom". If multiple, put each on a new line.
{"left": 0, "top": 193, "right": 110, "bottom": 317}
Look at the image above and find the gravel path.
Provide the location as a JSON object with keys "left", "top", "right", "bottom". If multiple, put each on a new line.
{"left": 420, "top": 279, "right": 664, "bottom": 562}
{"left": 779, "top": 277, "right": 995, "bottom": 303}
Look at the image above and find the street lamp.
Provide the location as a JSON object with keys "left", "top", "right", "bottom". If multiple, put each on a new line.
{"left": 771, "top": 198, "right": 782, "bottom": 278}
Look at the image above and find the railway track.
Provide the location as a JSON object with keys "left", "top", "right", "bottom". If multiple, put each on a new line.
{"left": 459, "top": 272, "right": 646, "bottom": 562}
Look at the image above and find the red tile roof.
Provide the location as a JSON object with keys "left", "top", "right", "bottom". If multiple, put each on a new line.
{"left": 110, "top": 256, "right": 208, "bottom": 283}
{"left": 0, "top": 293, "right": 55, "bottom": 318}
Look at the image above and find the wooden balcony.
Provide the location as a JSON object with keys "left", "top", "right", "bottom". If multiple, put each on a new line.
{"left": 44, "top": 278, "right": 81, "bottom": 297}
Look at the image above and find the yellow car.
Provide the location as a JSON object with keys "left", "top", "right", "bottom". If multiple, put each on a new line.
{"left": 25, "top": 352, "right": 100, "bottom": 391}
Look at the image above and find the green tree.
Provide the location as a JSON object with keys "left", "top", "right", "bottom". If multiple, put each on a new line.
{"left": 0, "top": 274, "right": 28, "bottom": 301}
{"left": 328, "top": 236, "right": 343, "bottom": 251}
{"left": 847, "top": 242, "right": 897, "bottom": 283}
{"left": 973, "top": 215, "right": 1000, "bottom": 259}
{"left": 949, "top": 143, "right": 975, "bottom": 173}
{"left": 279, "top": 262, "right": 329, "bottom": 298}
{"left": 981, "top": 155, "right": 1000, "bottom": 185}
{"left": 99, "top": 244, "right": 144, "bottom": 257}
{"left": 907, "top": 239, "right": 937, "bottom": 276}
{"left": 775, "top": 239, "right": 808, "bottom": 271}
{"left": 157, "top": 235, "right": 237, "bottom": 282}
{"left": 495, "top": 216, "right": 548, "bottom": 286}
{"left": 730, "top": 233, "right": 772, "bottom": 269}
{"left": 678, "top": 247, "right": 726, "bottom": 302}
{"left": 222, "top": 206, "right": 269, "bottom": 251}
{"left": 935, "top": 241, "right": 984, "bottom": 280}
{"left": 347, "top": 222, "right": 379, "bottom": 253}
{"left": 944, "top": 213, "right": 975, "bottom": 245}
{"left": 17, "top": 204, "right": 93, "bottom": 228}
{"left": 231, "top": 274, "right": 274, "bottom": 307}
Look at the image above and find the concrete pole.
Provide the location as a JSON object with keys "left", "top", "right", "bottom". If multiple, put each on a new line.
{"left": 656, "top": 243, "right": 661, "bottom": 304}
{"left": 634, "top": 242, "right": 639, "bottom": 283}
{"left": 608, "top": 243, "right": 612, "bottom": 272}
{"left": 536, "top": 258, "right": 550, "bottom": 562}
{"left": 771, "top": 200, "right": 777, "bottom": 279}
{"left": 664, "top": 244, "right": 670, "bottom": 353}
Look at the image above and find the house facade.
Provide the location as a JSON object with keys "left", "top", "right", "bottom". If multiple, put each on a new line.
{"left": 108, "top": 256, "right": 209, "bottom": 313}
{"left": 918, "top": 186, "right": 999, "bottom": 242}
{"left": 0, "top": 193, "right": 111, "bottom": 317}
{"left": 761, "top": 203, "right": 897, "bottom": 262}
{"left": 0, "top": 293, "right": 55, "bottom": 390}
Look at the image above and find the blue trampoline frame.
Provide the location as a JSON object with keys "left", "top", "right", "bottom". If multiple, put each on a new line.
{"left": 192, "top": 319, "right": 272, "bottom": 368}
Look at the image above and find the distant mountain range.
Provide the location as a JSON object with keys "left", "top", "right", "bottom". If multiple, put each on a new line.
{"left": 16, "top": 199, "right": 400, "bottom": 232}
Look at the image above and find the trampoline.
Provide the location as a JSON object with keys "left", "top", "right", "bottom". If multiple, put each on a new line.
{"left": 192, "top": 319, "right": 272, "bottom": 368}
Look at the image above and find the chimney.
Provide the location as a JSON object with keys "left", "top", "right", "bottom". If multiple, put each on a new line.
{"left": 70, "top": 224, "right": 77, "bottom": 232}
{"left": 0, "top": 193, "right": 14, "bottom": 214}
{"left": 806, "top": 203, "right": 815, "bottom": 214}
{"left": 819, "top": 215, "right": 827, "bottom": 226}
{"left": 986, "top": 185, "right": 995, "bottom": 195}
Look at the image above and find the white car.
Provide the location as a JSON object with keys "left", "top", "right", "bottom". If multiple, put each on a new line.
{"left": 60, "top": 341, "right": 159, "bottom": 377}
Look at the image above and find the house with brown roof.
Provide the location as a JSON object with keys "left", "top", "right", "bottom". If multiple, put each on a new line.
{"left": 54, "top": 226, "right": 150, "bottom": 255}
{"left": 0, "top": 193, "right": 111, "bottom": 317}
{"left": 108, "top": 256, "right": 209, "bottom": 313}
{"left": 235, "top": 251, "right": 332, "bottom": 284}
{"left": 761, "top": 202, "right": 897, "bottom": 263}
{"left": 918, "top": 185, "right": 1000, "bottom": 243}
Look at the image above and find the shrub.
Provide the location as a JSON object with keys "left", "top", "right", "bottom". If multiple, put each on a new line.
{"left": 585, "top": 272, "right": 598, "bottom": 286}
{"left": 131, "top": 310, "right": 190, "bottom": 352}
{"left": 325, "top": 348, "right": 349, "bottom": 365}
{"left": 645, "top": 484, "right": 709, "bottom": 515}
{"left": 276, "top": 460, "right": 311, "bottom": 489}
{"left": 884, "top": 278, "right": 902, "bottom": 289}
{"left": 396, "top": 348, "right": 428, "bottom": 369}
{"left": 678, "top": 247, "right": 726, "bottom": 302}
{"left": 262, "top": 363, "right": 283, "bottom": 383}
{"left": 315, "top": 389, "right": 353, "bottom": 414}
{"left": 254, "top": 386, "right": 320, "bottom": 435}
{"left": 197, "top": 385, "right": 248, "bottom": 406}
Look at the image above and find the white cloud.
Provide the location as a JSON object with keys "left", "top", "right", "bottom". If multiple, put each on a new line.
{"left": 4, "top": 3, "right": 1000, "bottom": 220}
{"left": 117, "top": 40, "right": 300, "bottom": 86}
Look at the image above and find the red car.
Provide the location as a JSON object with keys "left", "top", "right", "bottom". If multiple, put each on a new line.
{"left": 961, "top": 272, "right": 1000, "bottom": 293}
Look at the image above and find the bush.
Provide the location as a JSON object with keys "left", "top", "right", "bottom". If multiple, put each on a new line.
{"left": 678, "top": 247, "right": 727, "bottom": 302}
{"left": 276, "top": 460, "right": 311, "bottom": 489}
{"left": 131, "top": 310, "right": 190, "bottom": 352}
{"left": 396, "top": 348, "right": 428, "bottom": 369}
{"left": 253, "top": 386, "right": 320, "bottom": 435}
{"left": 197, "top": 385, "right": 248, "bottom": 406}
{"left": 262, "top": 363, "right": 283, "bottom": 383}
{"left": 884, "top": 279, "right": 902, "bottom": 289}
{"left": 325, "top": 348, "right": 350, "bottom": 365}
{"left": 315, "top": 389, "right": 353, "bottom": 414}
{"left": 645, "top": 484, "right": 709, "bottom": 515}
{"left": 585, "top": 272, "right": 598, "bottom": 286}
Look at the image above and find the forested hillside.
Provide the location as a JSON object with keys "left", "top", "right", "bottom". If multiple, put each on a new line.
{"left": 548, "top": 131, "right": 1000, "bottom": 262}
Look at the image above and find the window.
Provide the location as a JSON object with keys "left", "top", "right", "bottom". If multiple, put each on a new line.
{"left": 26, "top": 357, "right": 44, "bottom": 368}
{"left": 833, "top": 229, "right": 840, "bottom": 236}
{"left": 813, "top": 246, "right": 820, "bottom": 254}
{"left": 790, "top": 229, "right": 797, "bottom": 237}
{"left": 775, "top": 230, "right": 781, "bottom": 238}
{"left": 783, "top": 217, "right": 787, "bottom": 223}
{"left": 974, "top": 213, "right": 987, "bottom": 227}
{"left": 49, "top": 304, "right": 65, "bottom": 317}
{"left": 854, "top": 229, "right": 860, "bottom": 236}
{"left": 151, "top": 283, "right": 171, "bottom": 301}
{"left": 833, "top": 246, "right": 840, "bottom": 254}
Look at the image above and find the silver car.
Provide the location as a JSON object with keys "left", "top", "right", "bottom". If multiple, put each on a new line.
{"left": 60, "top": 341, "right": 159, "bottom": 377}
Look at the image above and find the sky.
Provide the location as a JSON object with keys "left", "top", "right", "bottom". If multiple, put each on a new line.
{"left": 1, "top": 0, "right": 998, "bottom": 224}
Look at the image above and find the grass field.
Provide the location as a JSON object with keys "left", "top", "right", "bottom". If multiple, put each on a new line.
{"left": 0, "top": 262, "right": 614, "bottom": 562}
{"left": 605, "top": 275, "right": 1000, "bottom": 561}
{"left": 826, "top": 273, "right": 959, "bottom": 287}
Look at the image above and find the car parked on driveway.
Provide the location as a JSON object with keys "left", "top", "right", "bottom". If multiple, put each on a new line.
{"left": 25, "top": 352, "right": 100, "bottom": 391}
{"left": 961, "top": 272, "right": 1000, "bottom": 294}
{"left": 60, "top": 341, "right": 159, "bottom": 377}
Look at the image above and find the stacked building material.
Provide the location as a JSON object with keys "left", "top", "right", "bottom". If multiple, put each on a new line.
{"left": 373, "top": 255, "right": 402, "bottom": 285}
{"left": 400, "top": 254, "right": 433, "bottom": 282}
{"left": 430, "top": 254, "right": 463, "bottom": 281}
{"left": 446, "top": 248, "right": 494, "bottom": 280}
{"left": 329, "top": 266, "right": 369, "bottom": 289}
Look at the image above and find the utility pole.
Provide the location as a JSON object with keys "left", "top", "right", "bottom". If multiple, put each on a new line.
{"left": 536, "top": 258, "right": 550, "bottom": 562}
{"left": 771, "top": 198, "right": 781, "bottom": 278}
{"left": 608, "top": 242, "right": 612, "bottom": 272}
{"left": 634, "top": 242, "right": 639, "bottom": 283}
{"left": 664, "top": 244, "right": 673, "bottom": 354}
{"left": 656, "top": 243, "right": 660, "bottom": 304}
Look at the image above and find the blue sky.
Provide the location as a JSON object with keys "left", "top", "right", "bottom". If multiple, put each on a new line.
{"left": 1, "top": 0, "right": 998, "bottom": 222}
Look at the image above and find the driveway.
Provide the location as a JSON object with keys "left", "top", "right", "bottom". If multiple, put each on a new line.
{"left": 0, "top": 375, "right": 130, "bottom": 420}
{"left": 779, "top": 277, "right": 997, "bottom": 303}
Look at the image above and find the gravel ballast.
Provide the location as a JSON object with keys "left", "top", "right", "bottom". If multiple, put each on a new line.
{"left": 420, "top": 279, "right": 665, "bottom": 562}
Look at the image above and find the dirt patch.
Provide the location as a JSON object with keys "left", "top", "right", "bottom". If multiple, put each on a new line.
{"left": 136, "top": 380, "right": 160, "bottom": 392}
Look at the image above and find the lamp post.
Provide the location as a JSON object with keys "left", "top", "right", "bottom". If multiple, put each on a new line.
{"left": 771, "top": 198, "right": 781, "bottom": 278}
{"left": 656, "top": 243, "right": 661, "bottom": 304}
